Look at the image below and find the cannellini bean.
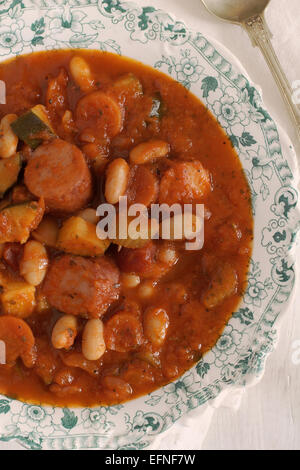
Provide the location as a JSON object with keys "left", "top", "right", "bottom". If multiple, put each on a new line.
{"left": 138, "top": 280, "right": 156, "bottom": 299}
{"left": 82, "top": 318, "right": 106, "bottom": 361}
{"left": 51, "top": 315, "right": 78, "bottom": 350}
{"left": 121, "top": 272, "right": 141, "bottom": 289}
{"left": 130, "top": 140, "right": 170, "bottom": 165}
{"left": 69, "top": 56, "right": 95, "bottom": 92}
{"left": 19, "top": 240, "right": 49, "bottom": 286}
{"left": 105, "top": 158, "right": 129, "bottom": 204}
{"left": 158, "top": 243, "right": 178, "bottom": 266}
{"left": 77, "top": 208, "right": 99, "bottom": 225}
{"left": 143, "top": 307, "right": 169, "bottom": 347}
{"left": 0, "top": 114, "right": 18, "bottom": 159}
{"left": 62, "top": 110, "right": 76, "bottom": 133}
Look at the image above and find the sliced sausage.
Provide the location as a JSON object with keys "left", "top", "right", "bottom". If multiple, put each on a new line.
{"left": 24, "top": 139, "right": 92, "bottom": 213}
{"left": 104, "top": 312, "right": 144, "bottom": 352}
{"left": 117, "top": 241, "right": 176, "bottom": 280}
{"left": 43, "top": 254, "right": 120, "bottom": 318}
{"left": 117, "top": 242, "right": 157, "bottom": 278}
{"left": 125, "top": 165, "right": 159, "bottom": 207}
{"left": 75, "top": 91, "right": 123, "bottom": 138}
{"left": 159, "top": 161, "right": 211, "bottom": 205}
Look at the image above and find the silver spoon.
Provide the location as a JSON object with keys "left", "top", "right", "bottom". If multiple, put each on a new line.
{"left": 201, "top": 0, "right": 300, "bottom": 143}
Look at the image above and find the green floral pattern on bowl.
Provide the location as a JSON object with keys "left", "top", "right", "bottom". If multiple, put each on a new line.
{"left": 0, "top": 0, "right": 299, "bottom": 450}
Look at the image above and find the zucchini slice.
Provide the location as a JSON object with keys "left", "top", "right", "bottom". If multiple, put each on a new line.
{"left": 0, "top": 198, "right": 45, "bottom": 244}
{"left": 10, "top": 105, "right": 55, "bottom": 149}
{"left": 0, "top": 153, "right": 21, "bottom": 197}
{"left": 57, "top": 216, "right": 110, "bottom": 257}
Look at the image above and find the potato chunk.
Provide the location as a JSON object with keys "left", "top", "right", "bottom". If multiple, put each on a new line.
{"left": 57, "top": 216, "right": 110, "bottom": 257}
{"left": 0, "top": 199, "right": 45, "bottom": 244}
{"left": 1, "top": 282, "right": 36, "bottom": 318}
{"left": 43, "top": 255, "right": 120, "bottom": 318}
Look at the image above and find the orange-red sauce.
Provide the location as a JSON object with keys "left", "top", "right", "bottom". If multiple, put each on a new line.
{"left": 0, "top": 50, "right": 253, "bottom": 406}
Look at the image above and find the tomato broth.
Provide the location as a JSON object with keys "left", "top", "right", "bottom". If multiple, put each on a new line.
{"left": 0, "top": 50, "right": 253, "bottom": 406}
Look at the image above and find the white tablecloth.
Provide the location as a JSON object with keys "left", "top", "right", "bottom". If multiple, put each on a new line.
{"left": 2, "top": 0, "right": 299, "bottom": 451}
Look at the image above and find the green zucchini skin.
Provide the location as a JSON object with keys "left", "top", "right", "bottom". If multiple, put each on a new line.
{"left": 10, "top": 107, "right": 55, "bottom": 149}
{"left": 0, "top": 153, "right": 21, "bottom": 197}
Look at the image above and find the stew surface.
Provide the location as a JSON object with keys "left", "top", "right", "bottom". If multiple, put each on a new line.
{"left": 0, "top": 50, "right": 253, "bottom": 406}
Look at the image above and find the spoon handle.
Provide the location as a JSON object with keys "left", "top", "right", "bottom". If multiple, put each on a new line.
{"left": 244, "top": 14, "right": 300, "bottom": 143}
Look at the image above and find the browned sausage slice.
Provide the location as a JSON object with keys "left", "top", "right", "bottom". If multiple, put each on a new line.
{"left": 117, "top": 241, "right": 176, "bottom": 279}
{"left": 125, "top": 165, "right": 159, "bottom": 207}
{"left": 159, "top": 161, "right": 211, "bottom": 205}
{"left": 43, "top": 254, "right": 120, "bottom": 318}
{"left": 24, "top": 139, "right": 92, "bottom": 213}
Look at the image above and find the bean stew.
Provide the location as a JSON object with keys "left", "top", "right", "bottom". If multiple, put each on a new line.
{"left": 0, "top": 50, "right": 253, "bottom": 406}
